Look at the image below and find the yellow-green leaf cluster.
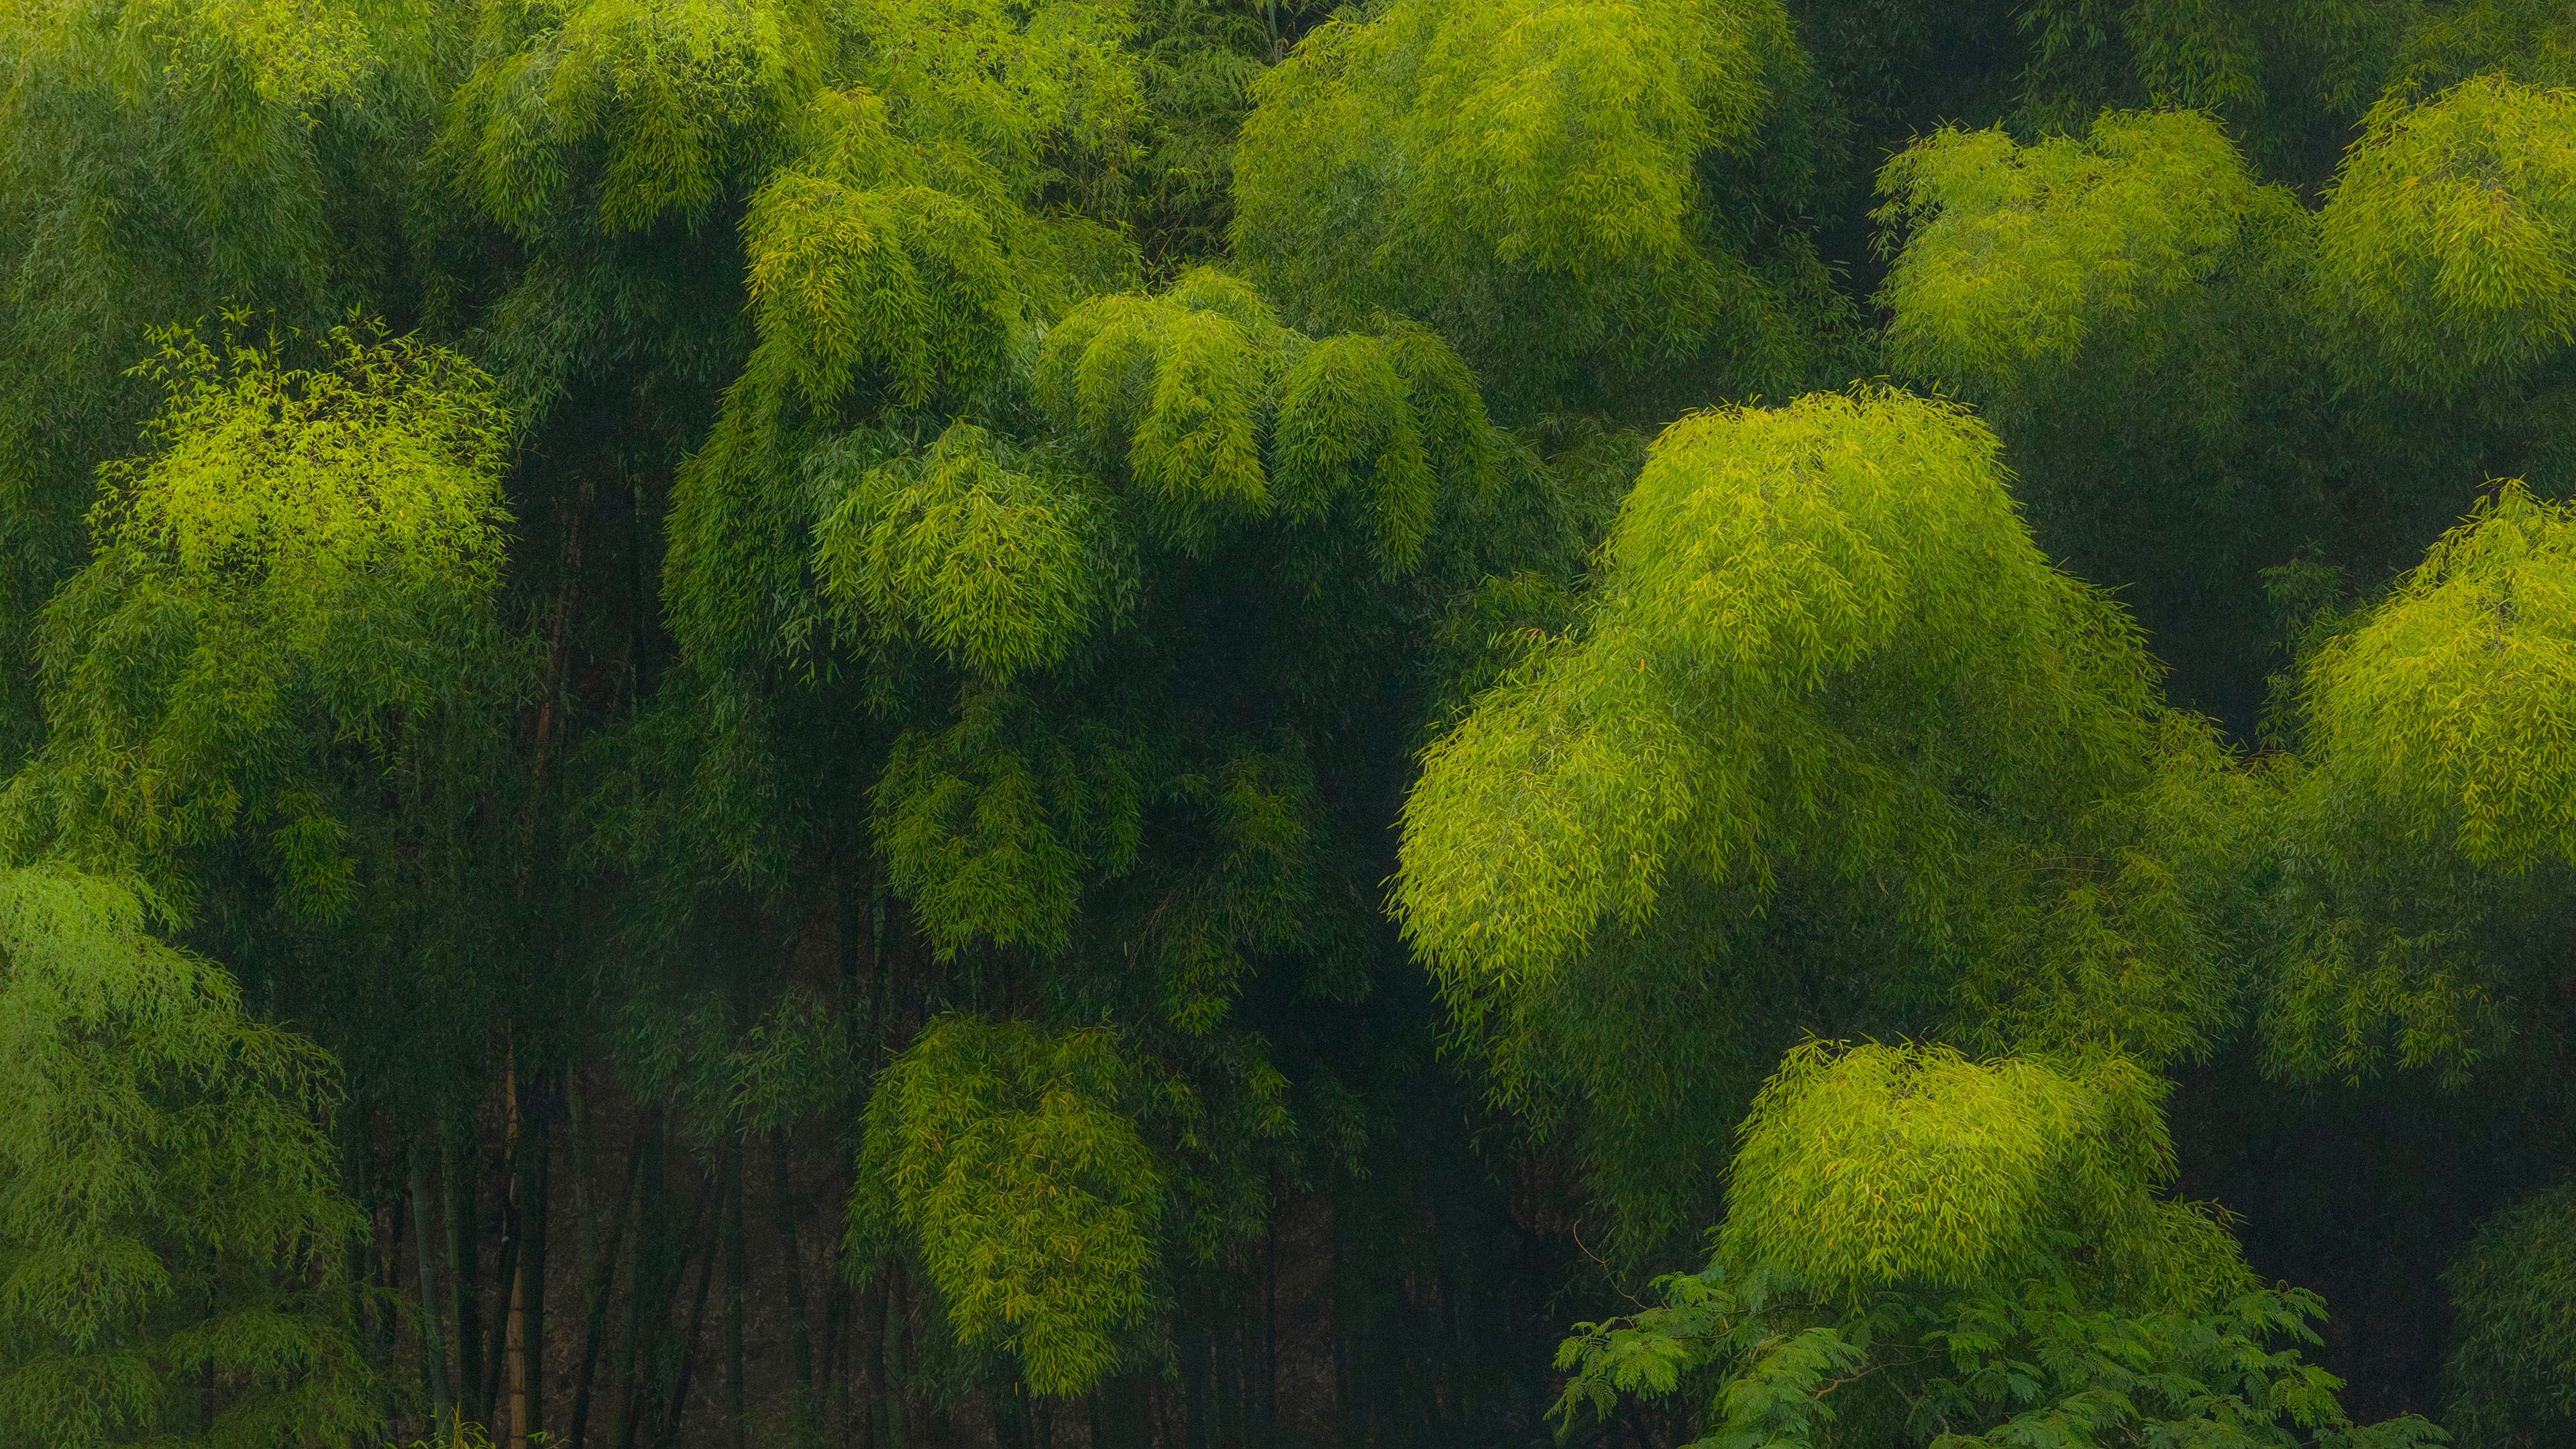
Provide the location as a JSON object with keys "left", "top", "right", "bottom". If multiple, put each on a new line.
{"left": 1036, "top": 268, "right": 1499, "bottom": 563}
{"left": 2304, "top": 482, "right": 2576, "bottom": 869}
{"left": 96, "top": 323, "right": 510, "bottom": 609}
{"left": 3, "top": 0, "right": 383, "bottom": 108}
{"left": 6, "top": 323, "right": 511, "bottom": 892}
{"left": 1231, "top": 0, "right": 1797, "bottom": 381}
{"left": 1723, "top": 1042, "right": 2099, "bottom": 1298}
{"left": 814, "top": 422, "right": 1126, "bottom": 681}
{"left": 1393, "top": 387, "right": 2156, "bottom": 988}
{"left": 851, "top": 1015, "right": 1162, "bottom": 1396}
{"left": 441, "top": 0, "right": 831, "bottom": 235}
{"left": 2316, "top": 76, "right": 2576, "bottom": 396}
{"left": 747, "top": 166, "right": 1018, "bottom": 409}
{"left": 0, "top": 865, "right": 368, "bottom": 1444}
{"left": 872, "top": 694, "right": 1144, "bottom": 958}
{"left": 1878, "top": 110, "right": 2277, "bottom": 392}
{"left": 1720, "top": 1041, "right": 2241, "bottom": 1307}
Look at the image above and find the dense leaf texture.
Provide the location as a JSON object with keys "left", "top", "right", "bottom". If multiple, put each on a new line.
{"left": 0, "top": 866, "right": 366, "bottom": 1448}
{"left": 1396, "top": 388, "right": 2153, "bottom": 989}
{"left": 3, "top": 0, "right": 2575, "bottom": 1441}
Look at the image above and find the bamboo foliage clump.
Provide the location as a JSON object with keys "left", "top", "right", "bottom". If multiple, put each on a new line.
{"left": 849, "top": 1016, "right": 1163, "bottom": 1397}
{"left": 0, "top": 865, "right": 368, "bottom": 1448}
{"left": 2316, "top": 76, "right": 2576, "bottom": 396}
{"left": 1395, "top": 388, "right": 2155, "bottom": 990}
{"left": 7, "top": 0, "right": 2576, "bottom": 1438}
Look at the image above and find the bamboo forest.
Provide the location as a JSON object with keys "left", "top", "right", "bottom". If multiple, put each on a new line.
{"left": 7, "top": 0, "right": 2576, "bottom": 1444}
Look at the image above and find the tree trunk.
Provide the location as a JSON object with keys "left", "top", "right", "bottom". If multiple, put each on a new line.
{"left": 770, "top": 1128, "right": 814, "bottom": 1401}
{"left": 569, "top": 1126, "right": 649, "bottom": 1449}
{"left": 723, "top": 1138, "right": 747, "bottom": 1449}
{"left": 483, "top": 1081, "right": 520, "bottom": 1428}
{"left": 510, "top": 1077, "right": 552, "bottom": 1449}
{"left": 409, "top": 1137, "right": 455, "bottom": 1434}
{"left": 445, "top": 1120, "right": 486, "bottom": 1428}
{"left": 614, "top": 1146, "right": 713, "bottom": 1449}
{"left": 653, "top": 1169, "right": 724, "bottom": 1449}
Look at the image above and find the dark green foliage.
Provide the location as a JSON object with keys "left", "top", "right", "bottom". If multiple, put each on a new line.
{"left": 0, "top": 865, "right": 370, "bottom": 1448}
{"left": 2443, "top": 1179, "right": 2576, "bottom": 1447}
{"left": 5, "top": 0, "right": 2575, "bottom": 1442}
{"left": 1230, "top": 0, "right": 1853, "bottom": 415}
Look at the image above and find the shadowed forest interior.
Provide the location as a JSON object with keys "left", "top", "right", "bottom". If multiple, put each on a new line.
{"left": 2, "top": 0, "right": 2575, "bottom": 1444}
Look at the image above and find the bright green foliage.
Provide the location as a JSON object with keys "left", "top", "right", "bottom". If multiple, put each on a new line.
{"left": 1387, "top": 387, "right": 2238, "bottom": 1266}
{"left": 747, "top": 165, "right": 1018, "bottom": 410}
{"left": 1273, "top": 322, "right": 1495, "bottom": 574}
{"left": 7, "top": 0, "right": 386, "bottom": 108}
{"left": 1035, "top": 268, "right": 1500, "bottom": 565}
{"left": 3, "top": 323, "right": 511, "bottom": 896}
{"left": 1878, "top": 110, "right": 2280, "bottom": 392}
{"left": 2316, "top": 76, "right": 2576, "bottom": 396}
{"left": 2303, "top": 482, "right": 2576, "bottom": 870}
{"left": 1230, "top": 0, "right": 1833, "bottom": 409}
{"left": 663, "top": 65, "right": 1132, "bottom": 669}
{"left": 1553, "top": 1256, "right": 2436, "bottom": 1449}
{"left": 1723, "top": 1043, "right": 2138, "bottom": 1301}
{"left": 1395, "top": 387, "right": 2154, "bottom": 989}
{"left": 837, "top": 0, "right": 1138, "bottom": 189}
{"left": 816, "top": 422, "right": 1128, "bottom": 681}
{"left": 2443, "top": 1178, "right": 2576, "bottom": 1446}
{"left": 438, "top": 0, "right": 835, "bottom": 236}
{"left": 2255, "top": 482, "right": 2576, "bottom": 1088}
{"left": 851, "top": 1015, "right": 1163, "bottom": 1396}
{"left": 1870, "top": 103, "right": 2341, "bottom": 735}
{"left": 0, "top": 0, "right": 446, "bottom": 764}
{"left": 1242, "top": 0, "right": 1781, "bottom": 275}
{"left": 872, "top": 693, "right": 1144, "bottom": 958}
{"left": 97, "top": 323, "right": 508, "bottom": 608}
{"left": 0, "top": 865, "right": 368, "bottom": 1448}
{"left": 1036, "top": 270, "right": 1289, "bottom": 551}
{"left": 1542, "top": 1042, "right": 2440, "bottom": 1448}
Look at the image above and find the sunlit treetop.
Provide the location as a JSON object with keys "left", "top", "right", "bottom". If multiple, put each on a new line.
{"left": 95, "top": 321, "right": 510, "bottom": 604}
{"left": 1, "top": 0, "right": 389, "bottom": 107}
{"left": 1230, "top": 0, "right": 1823, "bottom": 408}
{"left": 436, "top": 0, "right": 1136, "bottom": 239}
{"left": 3, "top": 323, "right": 513, "bottom": 902}
{"left": 2303, "top": 481, "right": 2576, "bottom": 871}
{"left": 1721, "top": 1041, "right": 2242, "bottom": 1307}
{"left": 1034, "top": 268, "right": 1500, "bottom": 565}
{"left": 1547, "top": 1040, "right": 2415, "bottom": 1449}
{"left": 1393, "top": 386, "right": 2158, "bottom": 990}
{"left": 2316, "top": 76, "right": 2576, "bottom": 397}
{"left": 835, "top": 0, "right": 1138, "bottom": 198}
{"left": 1876, "top": 109, "right": 2291, "bottom": 395}
{"left": 438, "top": 0, "right": 840, "bottom": 236}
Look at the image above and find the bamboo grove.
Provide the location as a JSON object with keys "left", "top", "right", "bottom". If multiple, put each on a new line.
{"left": 0, "top": 0, "right": 2573, "bottom": 1444}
